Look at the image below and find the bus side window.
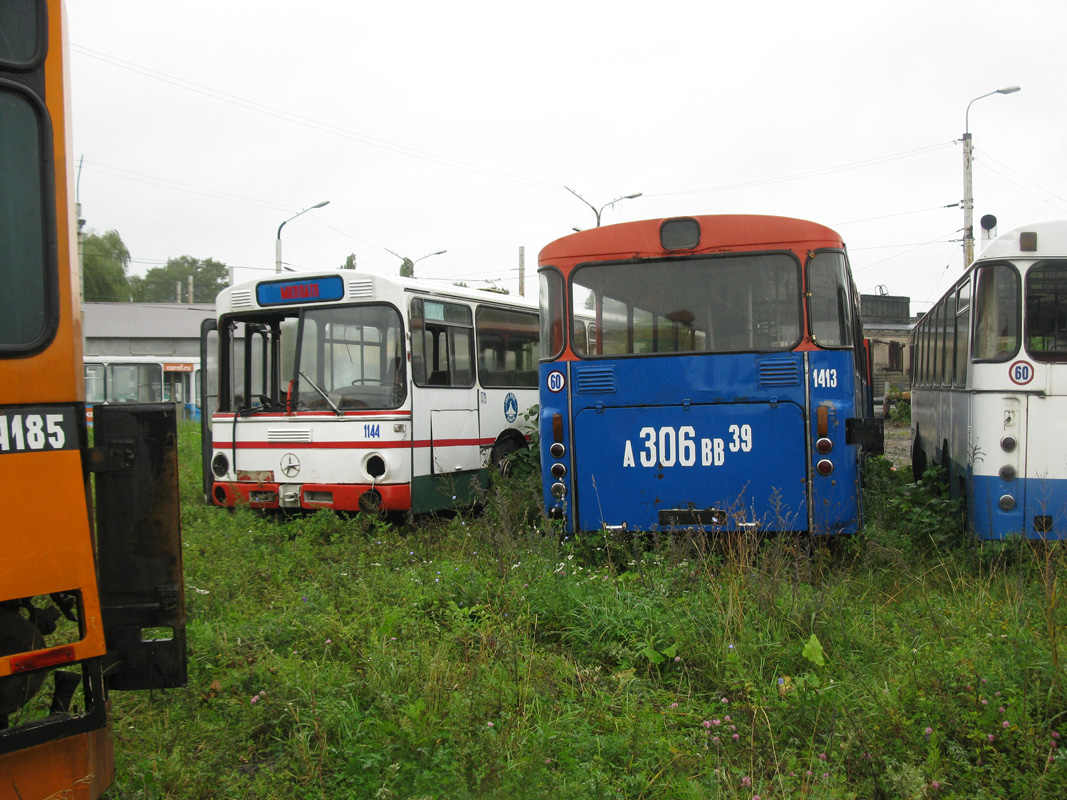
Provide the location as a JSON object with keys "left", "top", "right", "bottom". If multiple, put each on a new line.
{"left": 973, "top": 263, "right": 1020, "bottom": 362}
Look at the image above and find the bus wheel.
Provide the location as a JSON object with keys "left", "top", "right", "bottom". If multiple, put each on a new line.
{"left": 491, "top": 437, "right": 524, "bottom": 477}
{"left": 912, "top": 432, "right": 927, "bottom": 483}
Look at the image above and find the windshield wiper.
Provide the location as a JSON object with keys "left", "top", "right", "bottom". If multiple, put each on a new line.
{"left": 299, "top": 371, "right": 344, "bottom": 416}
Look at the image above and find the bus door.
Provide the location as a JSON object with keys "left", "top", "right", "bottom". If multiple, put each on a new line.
{"left": 199, "top": 319, "right": 218, "bottom": 503}
{"left": 163, "top": 362, "right": 194, "bottom": 419}
{"left": 1025, "top": 392, "right": 1067, "bottom": 539}
{"left": 409, "top": 299, "right": 481, "bottom": 481}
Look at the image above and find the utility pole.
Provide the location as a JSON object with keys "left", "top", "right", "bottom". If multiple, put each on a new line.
{"left": 962, "top": 86, "right": 1020, "bottom": 266}
{"left": 518, "top": 246, "right": 525, "bottom": 297}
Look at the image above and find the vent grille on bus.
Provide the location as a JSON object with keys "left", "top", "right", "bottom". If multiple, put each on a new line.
{"left": 757, "top": 359, "right": 801, "bottom": 387}
{"left": 230, "top": 290, "right": 255, "bottom": 310}
{"left": 348, "top": 278, "right": 375, "bottom": 299}
{"left": 576, "top": 366, "right": 616, "bottom": 394}
{"left": 267, "top": 429, "right": 313, "bottom": 442}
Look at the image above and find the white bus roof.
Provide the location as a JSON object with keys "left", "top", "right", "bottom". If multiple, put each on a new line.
{"left": 216, "top": 272, "right": 537, "bottom": 315}
{"left": 978, "top": 220, "right": 1067, "bottom": 261}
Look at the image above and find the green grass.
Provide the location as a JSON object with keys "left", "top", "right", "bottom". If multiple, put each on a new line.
{"left": 107, "top": 422, "right": 1067, "bottom": 799}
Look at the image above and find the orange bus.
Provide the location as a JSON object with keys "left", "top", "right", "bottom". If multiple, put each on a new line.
{"left": 0, "top": 2, "right": 187, "bottom": 796}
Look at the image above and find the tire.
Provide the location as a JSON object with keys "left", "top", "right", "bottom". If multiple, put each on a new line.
{"left": 491, "top": 437, "right": 524, "bottom": 477}
{"left": 912, "top": 431, "right": 927, "bottom": 483}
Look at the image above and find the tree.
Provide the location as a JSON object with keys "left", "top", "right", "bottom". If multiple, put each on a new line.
{"left": 341, "top": 253, "right": 357, "bottom": 270}
{"left": 82, "top": 229, "right": 130, "bottom": 301}
{"left": 398, "top": 258, "right": 414, "bottom": 278}
{"left": 134, "top": 255, "right": 229, "bottom": 303}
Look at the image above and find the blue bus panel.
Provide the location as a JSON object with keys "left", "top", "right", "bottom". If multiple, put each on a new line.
{"left": 541, "top": 349, "right": 864, "bottom": 536}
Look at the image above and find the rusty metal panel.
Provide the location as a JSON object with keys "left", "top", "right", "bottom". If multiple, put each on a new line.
{"left": 93, "top": 403, "right": 187, "bottom": 691}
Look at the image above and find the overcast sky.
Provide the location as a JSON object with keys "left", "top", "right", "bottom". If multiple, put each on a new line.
{"left": 67, "top": 0, "right": 1067, "bottom": 314}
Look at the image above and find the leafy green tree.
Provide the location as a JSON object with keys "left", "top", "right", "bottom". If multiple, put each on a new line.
{"left": 82, "top": 229, "right": 130, "bottom": 301}
{"left": 134, "top": 255, "right": 229, "bottom": 303}
{"left": 341, "top": 253, "right": 357, "bottom": 270}
{"left": 398, "top": 258, "right": 414, "bottom": 278}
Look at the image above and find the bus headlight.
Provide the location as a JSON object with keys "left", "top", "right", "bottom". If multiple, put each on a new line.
{"left": 550, "top": 463, "right": 567, "bottom": 479}
{"left": 815, "top": 437, "right": 833, "bottom": 455}
{"left": 1001, "top": 436, "right": 1017, "bottom": 452}
{"left": 999, "top": 465, "right": 1016, "bottom": 482}
{"left": 549, "top": 442, "right": 566, "bottom": 459}
{"left": 550, "top": 482, "right": 567, "bottom": 499}
{"left": 999, "top": 495, "right": 1016, "bottom": 512}
{"left": 211, "top": 452, "right": 229, "bottom": 478}
{"left": 364, "top": 454, "right": 387, "bottom": 480}
{"left": 815, "top": 459, "right": 834, "bottom": 477}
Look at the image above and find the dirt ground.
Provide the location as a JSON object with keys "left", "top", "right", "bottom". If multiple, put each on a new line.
{"left": 882, "top": 422, "right": 911, "bottom": 471}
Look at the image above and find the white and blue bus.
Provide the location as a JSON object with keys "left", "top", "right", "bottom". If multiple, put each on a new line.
{"left": 538, "top": 215, "right": 882, "bottom": 538}
{"left": 201, "top": 272, "right": 539, "bottom": 514}
{"left": 84, "top": 355, "right": 201, "bottom": 425}
{"left": 912, "top": 220, "right": 1067, "bottom": 540}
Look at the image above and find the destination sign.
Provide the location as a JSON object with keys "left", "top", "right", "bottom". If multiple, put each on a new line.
{"left": 256, "top": 275, "right": 345, "bottom": 307}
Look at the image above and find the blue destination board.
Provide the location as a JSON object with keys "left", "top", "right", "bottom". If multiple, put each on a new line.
{"left": 257, "top": 275, "right": 345, "bottom": 306}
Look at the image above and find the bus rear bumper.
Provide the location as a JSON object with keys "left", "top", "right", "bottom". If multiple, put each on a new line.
{"left": 971, "top": 475, "right": 1067, "bottom": 540}
{"left": 211, "top": 482, "right": 412, "bottom": 513}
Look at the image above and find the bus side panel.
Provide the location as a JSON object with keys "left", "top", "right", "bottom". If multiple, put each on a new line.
{"left": 572, "top": 401, "right": 808, "bottom": 533}
{"left": 0, "top": 723, "right": 114, "bottom": 800}
{"left": 478, "top": 385, "right": 537, "bottom": 454}
{"left": 0, "top": 418, "right": 108, "bottom": 673}
{"left": 808, "top": 350, "right": 865, "bottom": 536}
{"left": 969, "top": 393, "right": 1027, "bottom": 539}
{"left": 539, "top": 363, "right": 572, "bottom": 528}
{"left": 1022, "top": 394, "right": 1067, "bottom": 540}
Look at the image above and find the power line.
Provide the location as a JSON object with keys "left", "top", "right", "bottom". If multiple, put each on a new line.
{"left": 975, "top": 148, "right": 1067, "bottom": 212}
{"left": 832, "top": 203, "right": 959, "bottom": 228}
{"left": 852, "top": 231, "right": 959, "bottom": 271}
{"left": 72, "top": 44, "right": 562, "bottom": 193}
{"left": 81, "top": 159, "right": 293, "bottom": 211}
{"left": 646, "top": 142, "right": 956, "bottom": 198}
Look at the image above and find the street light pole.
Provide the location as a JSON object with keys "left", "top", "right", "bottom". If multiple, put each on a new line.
{"left": 386, "top": 249, "right": 446, "bottom": 278}
{"left": 565, "top": 187, "right": 642, "bottom": 227}
{"left": 275, "top": 200, "right": 330, "bottom": 273}
{"left": 962, "top": 86, "right": 1020, "bottom": 266}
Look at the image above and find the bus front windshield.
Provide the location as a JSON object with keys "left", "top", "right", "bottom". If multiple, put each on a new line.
{"left": 571, "top": 254, "right": 800, "bottom": 356}
{"left": 295, "top": 304, "right": 405, "bottom": 410}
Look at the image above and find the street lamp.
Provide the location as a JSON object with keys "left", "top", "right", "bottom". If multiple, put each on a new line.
{"left": 962, "top": 86, "right": 1020, "bottom": 265}
{"left": 386, "top": 249, "right": 446, "bottom": 278}
{"left": 275, "top": 200, "right": 330, "bottom": 273}
{"left": 565, "top": 187, "right": 642, "bottom": 227}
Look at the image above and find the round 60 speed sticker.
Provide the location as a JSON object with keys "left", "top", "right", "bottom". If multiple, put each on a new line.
{"left": 1008, "top": 360, "right": 1034, "bottom": 386}
{"left": 546, "top": 370, "right": 566, "bottom": 393}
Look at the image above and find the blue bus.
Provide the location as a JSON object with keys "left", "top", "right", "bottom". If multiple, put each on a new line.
{"left": 538, "top": 215, "right": 882, "bottom": 537}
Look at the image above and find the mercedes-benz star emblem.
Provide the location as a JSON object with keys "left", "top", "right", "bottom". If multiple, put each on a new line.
{"left": 280, "top": 453, "right": 301, "bottom": 478}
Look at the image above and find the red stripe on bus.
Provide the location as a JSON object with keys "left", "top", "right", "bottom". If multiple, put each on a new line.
{"left": 213, "top": 411, "right": 412, "bottom": 419}
{"left": 212, "top": 438, "right": 496, "bottom": 450}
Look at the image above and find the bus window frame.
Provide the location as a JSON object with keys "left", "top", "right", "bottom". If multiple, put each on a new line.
{"left": 807, "top": 249, "right": 857, "bottom": 350}
{"left": 565, "top": 252, "right": 803, "bottom": 360}
{"left": 538, "top": 268, "right": 565, "bottom": 361}
{"left": 293, "top": 302, "right": 407, "bottom": 409}
{"left": 0, "top": 1, "right": 47, "bottom": 69}
{"left": 0, "top": 79, "right": 59, "bottom": 357}
{"left": 1024, "top": 260, "right": 1067, "bottom": 364}
{"left": 475, "top": 303, "right": 539, "bottom": 389}
{"left": 409, "top": 296, "right": 476, "bottom": 389}
{"left": 971, "top": 261, "right": 1022, "bottom": 364}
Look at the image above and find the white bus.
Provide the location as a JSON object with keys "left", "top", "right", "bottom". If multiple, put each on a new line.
{"left": 200, "top": 272, "right": 539, "bottom": 514}
{"left": 84, "top": 355, "right": 201, "bottom": 425}
{"left": 912, "top": 220, "right": 1067, "bottom": 540}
